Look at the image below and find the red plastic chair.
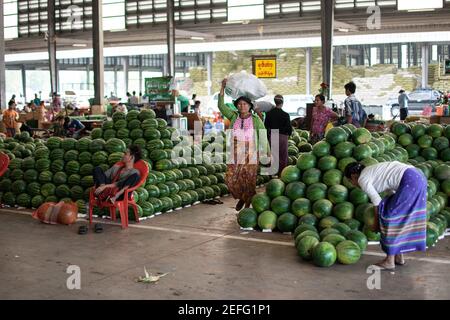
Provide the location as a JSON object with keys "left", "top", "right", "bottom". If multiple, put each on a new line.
{"left": 0, "top": 153, "right": 10, "bottom": 178}
{"left": 89, "top": 160, "right": 149, "bottom": 229}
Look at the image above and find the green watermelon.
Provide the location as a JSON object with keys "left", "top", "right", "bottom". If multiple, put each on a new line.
{"left": 434, "top": 164, "right": 450, "bottom": 181}
{"left": 23, "top": 169, "right": 38, "bottom": 183}
{"left": 349, "top": 188, "right": 369, "bottom": 205}
{"left": 294, "top": 224, "right": 318, "bottom": 238}
{"left": 336, "top": 240, "right": 362, "bottom": 264}
{"left": 318, "top": 155, "right": 337, "bottom": 171}
{"left": 333, "top": 202, "right": 354, "bottom": 221}
{"left": 271, "top": 196, "right": 291, "bottom": 215}
{"left": 345, "top": 230, "right": 368, "bottom": 251}
{"left": 251, "top": 193, "right": 271, "bottom": 213}
{"left": 334, "top": 141, "right": 355, "bottom": 159}
{"left": 418, "top": 135, "right": 433, "bottom": 148}
{"left": 266, "top": 179, "right": 285, "bottom": 198}
{"left": 421, "top": 147, "right": 438, "bottom": 161}
{"left": 319, "top": 228, "right": 341, "bottom": 239}
{"left": 291, "top": 198, "right": 311, "bottom": 218}
{"left": 353, "top": 144, "right": 372, "bottom": 161}
{"left": 257, "top": 211, "right": 278, "bottom": 230}
{"left": 297, "top": 236, "right": 320, "bottom": 260}
{"left": 312, "top": 199, "right": 333, "bottom": 219}
{"left": 296, "top": 153, "right": 317, "bottom": 171}
{"left": 322, "top": 234, "right": 346, "bottom": 247}
{"left": 302, "top": 168, "right": 322, "bottom": 185}
{"left": 312, "top": 242, "right": 337, "bottom": 267}
{"left": 105, "top": 138, "right": 127, "bottom": 154}
{"left": 318, "top": 216, "right": 339, "bottom": 230}
{"left": 295, "top": 231, "right": 320, "bottom": 247}
{"left": 65, "top": 161, "right": 80, "bottom": 175}
{"left": 11, "top": 180, "right": 27, "bottom": 194}
{"left": 412, "top": 124, "right": 426, "bottom": 139}
{"left": 428, "top": 124, "right": 443, "bottom": 138}
{"left": 280, "top": 166, "right": 301, "bottom": 184}
{"left": 326, "top": 127, "right": 348, "bottom": 146}
{"left": 338, "top": 157, "right": 357, "bottom": 172}
{"left": 322, "top": 169, "right": 343, "bottom": 187}
{"left": 312, "top": 141, "right": 331, "bottom": 157}
{"left": 306, "top": 183, "right": 327, "bottom": 202}
{"left": 299, "top": 213, "right": 318, "bottom": 226}
{"left": 277, "top": 212, "right": 298, "bottom": 233}
{"left": 285, "top": 181, "right": 306, "bottom": 201}
{"left": 353, "top": 128, "right": 371, "bottom": 145}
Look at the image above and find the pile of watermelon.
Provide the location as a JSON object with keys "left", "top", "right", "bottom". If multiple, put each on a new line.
{"left": 0, "top": 109, "right": 273, "bottom": 220}
{"left": 287, "top": 129, "right": 311, "bottom": 165}
{"left": 239, "top": 123, "right": 450, "bottom": 267}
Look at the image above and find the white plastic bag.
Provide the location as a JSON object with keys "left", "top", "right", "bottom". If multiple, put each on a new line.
{"left": 225, "top": 71, "right": 268, "bottom": 101}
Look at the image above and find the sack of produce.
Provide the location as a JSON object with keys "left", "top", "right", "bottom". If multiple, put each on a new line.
{"left": 32, "top": 201, "right": 79, "bottom": 225}
{"left": 225, "top": 71, "right": 268, "bottom": 101}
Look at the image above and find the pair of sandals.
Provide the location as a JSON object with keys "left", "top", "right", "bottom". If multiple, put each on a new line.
{"left": 375, "top": 257, "right": 406, "bottom": 271}
{"left": 203, "top": 199, "right": 223, "bottom": 205}
{"left": 78, "top": 224, "right": 103, "bottom": 235}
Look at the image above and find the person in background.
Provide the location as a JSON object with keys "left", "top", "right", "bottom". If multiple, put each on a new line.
{"left": 218, "top": 78, "right": 269, "bottom": 211}
{"left": 264, "top": 95, "right": 292, "bottom": 176}
{"left": 345, "top": 161, "right": 427, "bottom": 271}
{"left": 139, "top": 92, "right": 143, "bottom": 104}
{"left": 116, "top": 103, "right": 128, "bottom": 114}
{"left": 70, "top": 107, "right": 81, "bottom": 116}
{"left": 24, "top": 102, "right": 33, "bottom": 113}
{"left": 51, "top": 115, "right": 65, "bottom": 137}
{"left": 344, "top": 81, "right": 367, "bottom": 128}
{"left": 33, "top": 93, "right": 41, "bottom": 107}
{"left": 310, "top": 94, "right": 339, "bottom": 144}
{"left": 20, "top": 122, "right": 33, "bottom": 137}
{"left": 178, "top": 94, "right": 190, "bottom": 113}
{"left": 93, "top": 145, "right": 142, "bottom": 205}
{"left": 3, "top": 101, "right": 19, "bottom": 137}
{"left": 9, "top": 94, "right": 16, "bottom": 105}
{"left": 398, "top": 89, "right": 410, "bottom": 121}
{"left": 130, "top": 91, "right": 139, "bottom": 105}
{"left": 126, "top": 92, "right": 132, "bottom": 104}
{"left": 52, "top": 92, "right": 62, "bottom": 114}
{"left": 64, "top": 116, "right": 85, "bottom": 139}
{"left": 154, "top": 104, "right": 168, "bottom": 121}
{"left": 194, "top": 100, "right": 201, "bottom": 115}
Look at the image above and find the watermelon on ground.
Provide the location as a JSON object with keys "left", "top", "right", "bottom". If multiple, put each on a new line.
{"left": 277, "top": 213, "right": 298, "bottom": 233}
{"left": 271, "top": 196, "right": 291, "bottom": 215}
{"left": 297, "top": 236, "right": 320, "bottom": 260}
{"left": 238, "top": 208, "right": 258, "bottom": 229}
{"left": 266, "top": 179, "right": 285, "bottom": 198}
{"left": 251, "top": 193, "right": 271, "bottom": 213}
{"left": 312, "top": 242, "right": 337, "bottom": 267}
{"left": 280, "top": 166, "right": 301, "bottom": 184}
{"left": 285, "top": 181, "right": 306, "bottom": 201}
{"left": 312, "top": 199, "right": 333, "bottom": 219}
{"left": 257, "top": 211, "right": 278, "bottom": 230}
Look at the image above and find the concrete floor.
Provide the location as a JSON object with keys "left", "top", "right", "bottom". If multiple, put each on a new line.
{"left": 1, "top": 192, "right": 450, "bottom": 300}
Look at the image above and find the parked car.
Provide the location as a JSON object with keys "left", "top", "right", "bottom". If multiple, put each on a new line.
{"left": 387, "top": 88, "right": 443, "bottom": 117}
{"left": 282, "top": 95, "right": 314, "bottom": 117}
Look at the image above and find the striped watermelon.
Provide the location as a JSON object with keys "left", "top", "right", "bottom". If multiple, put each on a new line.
{"left": 76, "top": 138, "right": 92, "bottom": 152}
{"left": 146, "top": 140, "right": 164, "bottom": 151}
{"left": 46, "top": 137, "right": 63, "bottom": 150}
{"left": 78, "top": 152, "right": 92, "bottom": 165}
{"left": 64, "top": 150, "right": 79, "bottom": 162}
{"left": 103, "top": 129, "right": 116, "bottom": 140}
{"left": 35, "top": 147, "right": 50, "bottom": 160}
{"left": 80, "top": 164, "right": 94, "bottom": 176}
{"left": 116, "top": 128, "right": 130, "bottom": 139}
{"left": 55, "top": 184, "right": 71, "bottom": 198}
{"left": 68, "top": 174, "right": 81, "bottom": 186}
{"left": 41, "top": 183, "right": 56, "bottom": 197}
{"left": 138, "top": 109, "right": 156, "bottom": 121}
{"left": 39, "top": 171, "right": 53, "bottom": 183}
{"left": 16, "top": 193, "right": 31, "bottom": 207}
{"left": 22, "top": 157, "right": 35, "bottom": 170}
{"left": 141, "top": 119, "right": 159, "bottom": 130}
{"left": 24, "top": 169, "right": 38, "bottom": 183}
{"left": 71, "top": 186, "right": 84, "bottom": 200}
{"left": 51, "top": 160, "right": 65, "bottom": 173}
{"left": 126, "top": 110, "right": 140, "bottom": 122}
{"left": 89, "top": 139, "right": 106, "bottom": 153}
{"left": 65, "top": 161, "right": 80, "bottom": 175}
{"left": 12, "top": 180, "right": 27, "bottom": 194}
{"left": 130, "top": 129, "right": 143, "bottom": 140}
{"left": 128, "top": 119, "right": 141, "bottom": 130}
{"left": 61, "top": 138, "right": 77, "bottom": 151}
{"left": 108, "top": 152, "right": 124, "bottom": 166}
{"left": 35, "top": 159, "right": 50, "bottom": 172}
{"left": 102, "top": 120, "right": 114, "bottom": 130}
{"left": 92, "top": 151, "right": 108, "bottom": 166}
{"left": 144, "top": 128, "right": 161, "bottom": 140}
{"left": 53, "top": 172, "right": 68, "bottom": 185}
{"left": 105, "top": 138, "right": 127, "bottom": 154}
{"left": 50, "top": 148, "right": 65, "bottom": 161}
{"left": 81, "top": 176, "right": 94, "bottom": 188}
{"left": 31, "top": 195, "right": 44, "bottom": 208}
{"left": 90, "top": 128, "right": 103, "bottom": 139}
{"left": 336, "top": 240, "right": 361, "bottom": 265}
{"left": 112, "top": 111, "right": 126, "bottom": 122}
{"left": 27, "top": 182, "right": 42, "bottom": 196}
{"left": 114, "top": 119, "right": 128, "bottom": 130}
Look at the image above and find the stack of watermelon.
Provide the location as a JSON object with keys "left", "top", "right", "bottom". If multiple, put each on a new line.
{"left": 0, "top": 109, "right": 245, "bottom": 219}
{"left": 239, "top": 123, "right": 446, "bottom": 267}
{"left": 287, "top": 129, "right": 311, "bottom": 165}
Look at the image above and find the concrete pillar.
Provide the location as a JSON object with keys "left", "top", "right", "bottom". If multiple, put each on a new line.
{"left": 389, "top": 44, "right": 393, "bottom": 64}
{"left": 398, "top": 44, "right": 402, "bottom": 69}
{"left": 114, "top": 66, "right": 118, "bottom": 96}
{"left": 21, "top": 66, "right": 27, "bottom": 103}
{"left": 122, "top": 57, "right": 129, "bottom": 94}
{"left": 0, "top": 0, "right": 6, "bottom": 109}
{"left": 92, "top": 0, "right": 104, "bottom": 105}
{"left": 166, "top": 0, "right": 176, "bottom": 77}
{"left": 47, "top": 0, "right": 58, "bottom": 95}
{"left": 422, "top": 44, "right": 430, "bottom": 89}
{"left": 86, "top": 65, "right": 90, "bottom": 90}
{"left": 139, "top": 56, "right": 143, "bottom": 94}
{"left": 206, "top": 52, "right": 213, "bottom": 96}
{"left": 320, "top": 0, "right": 334, "bottom": 99}
{"left": 380, "top": 45, "right": 385, "bottom": 64}
{"left": 305, "top": 47, "right": 312, "bottom": 96}
{"left": 413, "top": 43, "right": 418, "bottom": 66}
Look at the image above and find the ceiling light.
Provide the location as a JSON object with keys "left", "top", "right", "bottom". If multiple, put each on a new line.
{"left": 190, "top": 36, "right": 205, "bottom": 40}
{"left": 222, "top": 20, "right": 250, "bottom": 25}
{"left": 72, "top": 43, "right": 87, "bottom": 47}
{"left": 407, "top": 9, "right": 436, "bottom": 12}
{"left": 338, "top": 28, "right": 349, "bottom": 33}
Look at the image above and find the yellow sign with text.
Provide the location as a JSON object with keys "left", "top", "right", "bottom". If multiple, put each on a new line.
{"left": 253, "top": 56, "right": 277, "bottom": 79}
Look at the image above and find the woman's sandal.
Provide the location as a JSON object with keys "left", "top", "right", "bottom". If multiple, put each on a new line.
{"left": 94, "top": 223, "right": 103, "bottom": 233}
{"left": 78, "top": 225, "right": 88, "bottom": 235}
{"left": 374, "top": 263, "right": 395, "bottom": 271}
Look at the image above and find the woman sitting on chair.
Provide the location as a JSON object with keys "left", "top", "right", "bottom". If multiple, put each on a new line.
{"left": 93, "top": 145, "right": 142, "bottom": 204}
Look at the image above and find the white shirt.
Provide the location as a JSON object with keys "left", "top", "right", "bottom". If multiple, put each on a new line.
{"left": 358, "top": 161, "right": 413, "bottom": 206}
{"left": 129, "top": 96, "right": 139, "bottom": 105}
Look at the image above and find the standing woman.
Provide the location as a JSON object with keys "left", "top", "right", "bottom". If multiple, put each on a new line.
{"left": 310, "top": 94, "right": 338, "bottom": 145}
{"left": 218, "top": 78, "right": 269, "bottom": 211}
{"left": 345, "top": 161, "right": 428, "bottom": 270}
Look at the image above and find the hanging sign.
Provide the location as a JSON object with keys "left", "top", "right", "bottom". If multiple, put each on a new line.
{"left": 144, "top": 77, "right": 174, "bottom": 102}
{"left": 252, "top": 55, "right": 277, "bottom": 79}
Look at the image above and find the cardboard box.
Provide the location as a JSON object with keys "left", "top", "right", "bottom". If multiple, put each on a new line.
{"left": 91, "top": 105, "right": 106, "bottom": 115}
